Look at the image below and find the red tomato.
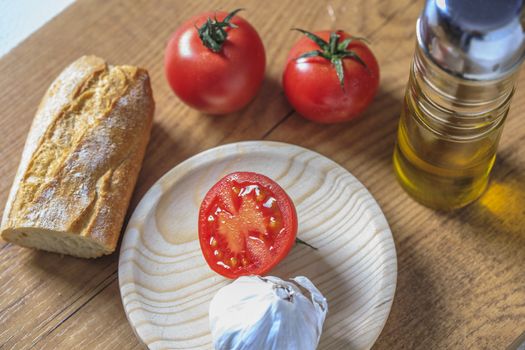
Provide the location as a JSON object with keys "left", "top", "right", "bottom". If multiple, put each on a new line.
{"left": 198, "top": 172, "right": 297, "bottom": 279}
{"left": 283, "top": 30, "right": 379, "bottom": 123}
{"left": 164, "top": 9, "right": 265, "bottom": 114}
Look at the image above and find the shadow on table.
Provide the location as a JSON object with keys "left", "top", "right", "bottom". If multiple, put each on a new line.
{"left": 198, "top": 75, "right": 291, "bottom": 143}
{"left": 131, "top": 121, "right": 189, "bottom": 209}
{"left": 266, "top": 85, "right": 403, "bottom": 170}
{"left": 373, "top": 242, "right": 443, "bottom": 349}
{"left": 446, "top": 151, "right": 525, "bottom": 242}
{"left": 28, "top": 248, "right": 117, "bottom": 295}
{"left": 353, "top": 85, "right": 403, "bottom": 164}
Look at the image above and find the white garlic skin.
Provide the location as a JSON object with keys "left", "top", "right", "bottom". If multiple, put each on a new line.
{"left": 209, "top": 275, "right": 328, "bottom": 350}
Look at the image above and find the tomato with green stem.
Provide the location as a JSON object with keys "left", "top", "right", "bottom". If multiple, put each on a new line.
{"left": 283, "top": 29, "right": 379, "bottom": 123}
{"left": 164, "top": 9, "right": 265, "bottom": 114}
{"left": 198, "top": 172, "right": 298, "bottom": 279}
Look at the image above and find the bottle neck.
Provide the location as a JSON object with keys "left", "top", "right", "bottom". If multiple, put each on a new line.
{"left": 407, "top": 43, "right": 518, "bottom": 140}
{"left": 414, "top": 44, "right": 518, "bottom": 112}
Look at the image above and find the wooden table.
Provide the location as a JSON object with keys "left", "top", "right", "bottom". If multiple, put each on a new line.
{"left": 1, "top": 0, "right": 524, "bottom": 349}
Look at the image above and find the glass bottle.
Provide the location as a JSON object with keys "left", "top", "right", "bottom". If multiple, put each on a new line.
{"left": 393, "top": 0, "right": 525, "bottom": 210}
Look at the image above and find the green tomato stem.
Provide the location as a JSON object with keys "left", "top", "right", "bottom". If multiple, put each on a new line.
{"left": 293, "top": 28, "right": 369, "bottom": 90}
{"left": 295, "top": 237, "right": 318, "bottom": 250}
{"left": 197, "top": 8, "right": 244, "bottom": 53}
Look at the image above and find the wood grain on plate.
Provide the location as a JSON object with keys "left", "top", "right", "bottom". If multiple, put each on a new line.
{"left": 119, "top": 141, "right": 397, "bottom": 349}
{"left": 0, "top": 0, "right": 524, "bottom": 349}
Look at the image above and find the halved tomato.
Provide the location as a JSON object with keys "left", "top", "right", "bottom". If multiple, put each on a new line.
{"left": 198, "top": 172, "right": 298, "bottom": 278}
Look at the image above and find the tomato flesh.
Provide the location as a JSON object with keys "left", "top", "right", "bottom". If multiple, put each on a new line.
{"left": 198, "top": 172, "right": 297, "bottom": 278}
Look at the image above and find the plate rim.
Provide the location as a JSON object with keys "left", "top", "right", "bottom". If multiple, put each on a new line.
{"left": 118, "top": 140, "right": 398, "bottom": 349}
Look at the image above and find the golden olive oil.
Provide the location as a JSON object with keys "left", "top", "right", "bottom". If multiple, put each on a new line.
{"left": 393, "top": 45, "right": 515, "bottom": 210}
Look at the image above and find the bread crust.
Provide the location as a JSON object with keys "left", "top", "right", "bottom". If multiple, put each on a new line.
{"left": 0, "top": 55, "right": 154, "bottom": 257}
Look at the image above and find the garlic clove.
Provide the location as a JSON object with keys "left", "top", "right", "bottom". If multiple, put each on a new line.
{"left": 209, "top": 275, "right": 328, "bottom": 350}
{"left": 292, "top": 276, "right": 328, "bottom": 331}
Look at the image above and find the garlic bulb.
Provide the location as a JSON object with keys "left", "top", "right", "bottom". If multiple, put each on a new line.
{"left": 209, "top": 275, "right": 328, "bottom": 350}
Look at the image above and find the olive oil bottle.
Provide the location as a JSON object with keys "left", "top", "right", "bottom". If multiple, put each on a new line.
{"left": 394, "top": 0, "right": 525, "bottom": 210}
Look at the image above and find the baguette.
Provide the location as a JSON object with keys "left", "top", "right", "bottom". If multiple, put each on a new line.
{"left": 1, "top": 55, "right": 154, "bottom": 258}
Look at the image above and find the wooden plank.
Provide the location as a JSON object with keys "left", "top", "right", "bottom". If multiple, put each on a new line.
{"left": 0, "top": 0, "right": 523, "bottom": 349}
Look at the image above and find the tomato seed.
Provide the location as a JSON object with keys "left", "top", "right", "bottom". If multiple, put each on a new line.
{"left": 230, "top": 257, "right": 238, "bottom": 267}
{"left": 232, "top": 186, "right": 240, "bottom": 195}
{"left": 214, "top": 250, "right": 222, "bottom": 258}
{"left": 268, "top": 217, "right": 277, "bottom": 229}
{"left": 210, "top": 237, "right": 217, "bottom": 247}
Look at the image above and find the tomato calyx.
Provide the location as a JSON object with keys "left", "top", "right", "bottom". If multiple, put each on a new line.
{"left": 292, "top": 28, "right": 370, "bottom": 90}
{"left": 196, "top": 8, "right": 244, "bottom": 52}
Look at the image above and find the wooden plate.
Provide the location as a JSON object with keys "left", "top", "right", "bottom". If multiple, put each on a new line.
{"left": 118, "top": 141, "right": 397, "bottom": 350}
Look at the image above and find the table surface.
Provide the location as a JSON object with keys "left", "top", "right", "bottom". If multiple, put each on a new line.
{"left": 0, "top": 0, "right": 524, "bottom": 349}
